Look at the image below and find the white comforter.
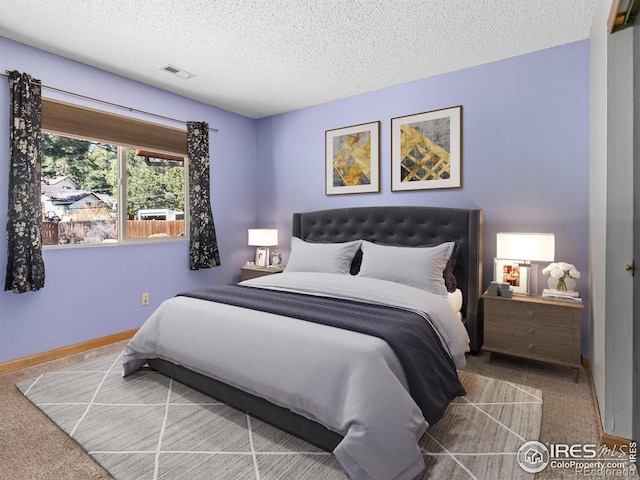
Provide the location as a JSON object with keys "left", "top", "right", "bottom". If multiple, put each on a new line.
{"left": 122, "top": 273, "right": 469, "bottom": 480}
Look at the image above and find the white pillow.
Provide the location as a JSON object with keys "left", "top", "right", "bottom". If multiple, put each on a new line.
{"left": 447, "top": 289, "right": 463, "bottom": 313}
{"left": 357, "top": 240, "right": 455, "bottom": 296}
{"left": 284, "top": 237, "right": 361, "bottom": 274}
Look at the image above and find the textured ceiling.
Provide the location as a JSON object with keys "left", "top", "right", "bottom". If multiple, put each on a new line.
{"left": 0, "top": 0, "right": 599, "bottom": 119}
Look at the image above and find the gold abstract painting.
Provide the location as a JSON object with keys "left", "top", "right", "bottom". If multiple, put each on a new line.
{"left": 333, "top": 131, "right": 371, "bottom": 186}
{"left": 399, "top": 122, "right": 450, "bottom": 182}
{"left": 391, "top": 106, "right": 461, "bottom": 191}
{"left": 325, "top": 121, "right": 380, "bottom": 195}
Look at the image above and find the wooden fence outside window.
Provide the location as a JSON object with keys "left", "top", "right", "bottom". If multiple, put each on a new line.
{"left": 42, "top": 220, "right": 185, "bottom": 245}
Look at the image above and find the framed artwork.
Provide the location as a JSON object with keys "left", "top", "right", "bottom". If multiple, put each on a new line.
{"left": 255, "top": 247, "right": 268, "bottom": 267}
{"left": 494, "top": 258, "right": 529, "bottom": 295}
{"left": 325, "top": 121, "right": 380, "bottom": 195}
{"left": 391, "top": 106, "right": 462, "bottom": 191}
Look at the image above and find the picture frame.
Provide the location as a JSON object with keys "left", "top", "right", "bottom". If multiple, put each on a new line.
{"left": 255, "top": 247, "right": 268, "bottom": 267}
{"left": 391, "top": 106, "right": 462, "bottom": 191}
{"left": 325, "top": 121, "right": 380, "bottom": 195}
{"left": 494, "top": 258, "right": 529, "bottom": 295}
{"left": 269, "top": 250, "right": 282, "bottom": 267}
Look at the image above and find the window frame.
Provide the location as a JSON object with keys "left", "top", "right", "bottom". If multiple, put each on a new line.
{"left": 41, "top": 98, "right": 189, "bottom": 248}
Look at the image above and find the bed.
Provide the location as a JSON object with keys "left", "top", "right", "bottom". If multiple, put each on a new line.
{"left": 123, "top": 205, "right": 483, "bottom": 480}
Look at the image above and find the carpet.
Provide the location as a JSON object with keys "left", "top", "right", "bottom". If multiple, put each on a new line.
{"left": 16, "top": 352, "right": 542, "bottom": 480}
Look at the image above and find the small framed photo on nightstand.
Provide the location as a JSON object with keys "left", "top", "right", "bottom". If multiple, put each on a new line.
{"left": 269, "top": 251, "right": 282, "bottom": 267}
{"left": 255, "top": 247, "right": 268, "bottom": 267}
{"left": 494, "top": 258, "right": 529, "bottom": 295}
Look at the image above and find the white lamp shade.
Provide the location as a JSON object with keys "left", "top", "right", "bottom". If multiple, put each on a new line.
{"left": 496, "top": 232, "right": 555, "bottom": 262}
{"left": 248, "top": 228, "right": 278, "bottom": 247}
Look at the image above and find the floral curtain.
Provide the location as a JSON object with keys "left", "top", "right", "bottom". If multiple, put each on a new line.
{"left": 4, "top": 71, "right": 45, "bottom": 293}
{"left": 187, "top": 121, "right": 221, "bottom": 270}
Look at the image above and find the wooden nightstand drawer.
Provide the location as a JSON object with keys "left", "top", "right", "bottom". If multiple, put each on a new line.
{"left": 240, "top": 265, "right": 285, "bottom": 281}
{"left": 484, "top": 299, "right": 576, "bottom": 327}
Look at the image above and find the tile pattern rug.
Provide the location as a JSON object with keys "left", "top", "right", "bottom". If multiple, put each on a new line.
{"left": 16, "top": 352, "right": 542, "bottom": 480}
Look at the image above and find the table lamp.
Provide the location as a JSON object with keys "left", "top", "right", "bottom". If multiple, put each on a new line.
{"left": 496, "top": 232, "right": 555, "bottom": 295}
{"left": 248, "top": 229, "right": 278, "bottom": 267}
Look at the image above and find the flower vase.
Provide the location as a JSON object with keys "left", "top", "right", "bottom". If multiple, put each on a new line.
{"left": 547, "top": 276, "right": 576, "bottom": 292}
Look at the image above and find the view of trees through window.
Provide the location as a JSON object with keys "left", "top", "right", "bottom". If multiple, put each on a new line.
{"left": 41, "top": 133, "right": 186, "bottom": 245}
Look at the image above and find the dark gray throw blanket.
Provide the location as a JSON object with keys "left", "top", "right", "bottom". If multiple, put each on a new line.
{"left": 177, "top": 284, "right": 465, "bottom": 425}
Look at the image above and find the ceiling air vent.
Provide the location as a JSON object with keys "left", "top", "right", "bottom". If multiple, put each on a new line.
{"left": 161, "top": 64, "right": 195, "bottom": 80}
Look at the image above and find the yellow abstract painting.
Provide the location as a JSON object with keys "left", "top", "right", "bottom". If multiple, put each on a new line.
{"left": 325, "top": 121, "right": 380, "bottom": 195}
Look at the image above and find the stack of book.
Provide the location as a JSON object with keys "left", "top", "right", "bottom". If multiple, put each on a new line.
{"left": 541, "top": 289, "right": 583, "bottom": 304}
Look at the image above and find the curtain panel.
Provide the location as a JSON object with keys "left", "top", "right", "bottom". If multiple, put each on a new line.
{"left": 187, "top": 121, "right": 221, "bottom": 270}
{"left": 4, "top": 71, "right": 45, "bottom": 293}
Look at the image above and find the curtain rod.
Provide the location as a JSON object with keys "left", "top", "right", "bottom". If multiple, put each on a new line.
{"left": 2, "top": 71, "right": 219, "bottom": 132}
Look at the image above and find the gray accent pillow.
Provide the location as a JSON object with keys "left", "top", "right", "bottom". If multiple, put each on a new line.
{"left": 357, "top": 240, "right": 456, "bottom": 296}
{"left": 284, "top": 238, "right": 362, "bottom": 274}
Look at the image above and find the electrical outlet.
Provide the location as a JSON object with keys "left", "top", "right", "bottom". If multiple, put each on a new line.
{"left": 141, "top": 292, "right": 150, "bottom": 306}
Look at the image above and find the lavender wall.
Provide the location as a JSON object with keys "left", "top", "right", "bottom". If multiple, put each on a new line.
{"left": 0, "top": 37, "right": 257, "bottom": 363}
{"left": 0, "top": 37, "right": 591, "bottom": 364}
{"left": 256, "top": 41, "right": 591, "bottom": 355}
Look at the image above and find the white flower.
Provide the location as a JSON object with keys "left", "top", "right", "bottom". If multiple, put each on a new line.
{"left": 550, "top": 269, "right": 564, "bottom": 279}
{"left": 542, "top": 261, "right": 581, "bottom": 279}
{"left": 558, "top": 262, "right": 572, "bottom": 271}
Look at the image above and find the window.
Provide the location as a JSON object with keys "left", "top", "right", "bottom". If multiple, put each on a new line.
{"left": 41, "top": 99, "right": 188, "bottom": 246}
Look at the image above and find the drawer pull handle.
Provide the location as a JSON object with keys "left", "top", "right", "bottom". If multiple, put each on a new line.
{"left": 526, "top": 327, "right": 535, "bottom": 334}
{"left": 525, "top": 310, "right": 535, "bottom": 317}
{"left": 526, "top": 343, "right": 535, "bottom": 350}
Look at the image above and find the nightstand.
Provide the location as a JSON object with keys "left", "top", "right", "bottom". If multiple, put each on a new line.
{"left": 482, "top": 292, "right": 583, "bottom": 382}
{"left": 240, "top": 265, "right": 285, "bottom": 281}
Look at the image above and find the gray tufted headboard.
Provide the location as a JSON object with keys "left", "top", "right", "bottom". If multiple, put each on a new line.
{"left": 292, "top": 206, "right": 484, "bottom": 352}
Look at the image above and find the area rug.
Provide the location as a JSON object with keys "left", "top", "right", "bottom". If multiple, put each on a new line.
{"left": 17, "top": 352, "right": 542, "bottom": 480}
